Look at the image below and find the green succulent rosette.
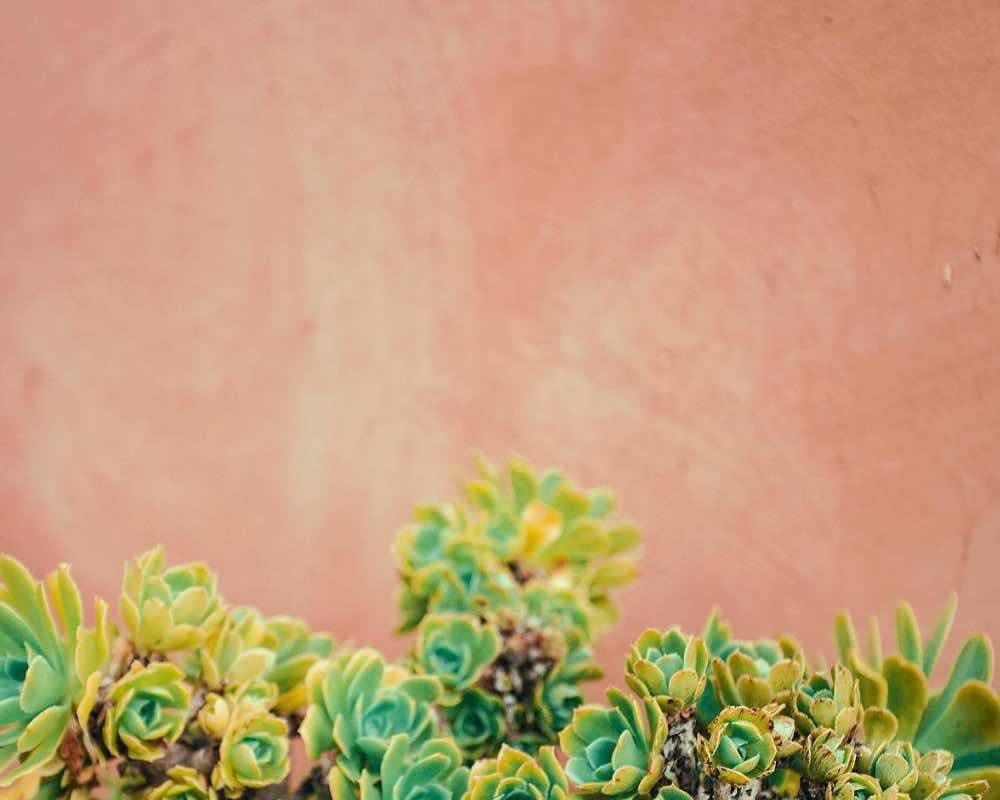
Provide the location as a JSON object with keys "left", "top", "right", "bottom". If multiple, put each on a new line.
{"left": 212, "top": 707, "right": 290, "bottom": 796}
{"left": 328, "top": 734, "right": 470, "bottom": 800}
{"left": 395, "top": 504, "right": 517, "bottom": 633}
{"left": 858, "top": 740, "right": 920, "bottom": 795}
{"left": 560, "top": 688, "right": 667, "bottom": 800}
{"left": 395, "top": 504, "right": 468, "bottom": 575}
{"left": 0, "top": 557, "right": 110, "bottom": 786}
{"left": 697, "top": 610, "right": 805, "bottom": 724}
{"left": 445, "top": 688, "right": 505, "bottom": 760}
{"left": 101, "top": 661, "right": 191, "bottom": 761}
{"left": 625, "top": 628, "right": 709, "bottom": 714}
{"left": 415, "top": 614, "right": 499, "bottom": 696}
{"left": 148, "top": 767, "right": 217, "bottom": 800}
{"left": 189, "top": 611, "right": 275, "bottom": 692}
{"left": 399, "top": 539, "right": 516, "bottom": 634}
{"left": 120, "top": 547, "right": 225, "bottom": 654}
{"left": 258, "top": 614, "right": 334, "bottom": 714}
{"left": 793, "top": 664, "right": 863, "bottom": 737}
{"left": 469, "top": 457, "right": 641, "bottom": 629}
{"left": 698, "top": 706, "right": 779, "bottom": 785}
{"left": 466, "top": 744, "right": 569, "bottom": 800}
{"left": 794, "top": 728, "right": 858, "bottom": 782}
{"left": 302, "top": 648, "right": 441, "bottom": 779}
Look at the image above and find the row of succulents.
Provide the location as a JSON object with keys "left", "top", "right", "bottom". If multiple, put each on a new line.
{"left": 393, "top": 457, "right": 641, "bottom": 760}
{"left": 0, "top": 547, "right": 333, "bottom": 799}
{"left": 1, "top": 457, "right": 997, "bottom": 800}
{"left": 560, "top": 599, "right": 999, "bottom": 800}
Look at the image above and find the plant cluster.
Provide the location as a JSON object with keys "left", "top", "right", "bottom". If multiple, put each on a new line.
{"left": 0, "top": 456, "right": 996, "bottom": 800}
{"left": 0, "top": 548, "right": 332, "bottom": 799}
{"left": 562, "top": 599, "right": 999, "bottom": 800}
{"left": 393, "top": 457, "right": 641, "bottom": 759}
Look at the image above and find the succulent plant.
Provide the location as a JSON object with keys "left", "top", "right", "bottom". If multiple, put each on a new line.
{"left": 302, "top": 648, "right": 441, "bottom": 779}
{"left": 792, "top": 665, "right": 863, "bottom": 737}
{"left": 415, "top": 614, "right": 499, "bottom": 696}
{"left": 0, "top": 557, "right": 109, "bottom": 786}
{"left": 466, "top": 744, "right": 569, "bottom": 800}
{"left": 100, "top": 661, "right": 191, "bottom": 761}
{"left": 190, "top": 611, "right": 275, "bottom": 692}
{"left": 120, "top": 547, "right": 225, "bottom": 654}
{"left": 794, "top": 728, "right": 858, "bottom": 782}
{"left": 696, "top": 610, "right": 804, "bottom": 725}
{"left": 212, "top": 706, "right": 290, "bottom": 796}
{"left": 445, "top": 689, "right": 505, "bottom": 760}
{"left": 857, "top": 740, "right": 920, "bottom": 795}
{"left": 258, "top": 614, "right": 334, "bottom": 714}
{"left": 698, "top": 705, "right": 779, "bottom": 785}
{"left": 399, "top": 539, "right": 516, "bottom": 633}
{"left": 834, "top": 598, "right": 1000, "bottom": 800}
{"left": 2, "top": 460, "right": 998, "bottom": 800}
{"left": 625, "top": 628, "right": 709, "bottom": 714}
{"left": 560, "top": 688, "right": 667, "bottom": 800}
{"left": 147, "top": 767, "right": 217, "bottom": 800}
{"left": 328, "top": 733, "right": 470, "bottom": 800}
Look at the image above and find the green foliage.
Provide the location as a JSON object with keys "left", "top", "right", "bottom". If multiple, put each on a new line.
{"left": 415, "top": 614, "right": 500, "bottom": 696}
{"left": 0, "top": 556, "right": 108, "bottom": 785}
{"left": 0, "top": 457, "right": 996, "bottom": 800}
{"left": 212, "top": 706, "right": 290, "bottom": 796}
{"left": 559, "top": 688, "right": 667, "bottom": 800}
{"left": 302, "top": 648, "right": 442, "bottom": 780}
{"left": 625, "top": 628, "right": 709, "bottom": 713}
{"left": 699, "top": 705, "right": 780, "bottom": 784}
{"left": 101, "top": 662, "right": 191, "bottom": 761}
{"left": 395, "top": 457, "right": 641, "bottom": 760}
{"left": 466, "top": 745, "right": 568, "bottom": 800}
{"left": 328, "top": 734, "right": 470, "bottom": 800}
{"left": 120, "top": 547, "right": 225, "bottom": 654}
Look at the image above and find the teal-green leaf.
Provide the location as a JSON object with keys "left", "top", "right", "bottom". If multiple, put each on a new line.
{"left": 19, "top": 656, "right": 64, "bottom": 715}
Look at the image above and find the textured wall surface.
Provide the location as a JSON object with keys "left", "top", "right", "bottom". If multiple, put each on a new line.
{"left": 1, "top": 2, "right": 998, "bottom": 678}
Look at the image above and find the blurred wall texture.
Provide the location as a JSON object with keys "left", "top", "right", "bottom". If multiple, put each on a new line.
{"left": 1, "top": 2, "right": 998, "bottom": 677}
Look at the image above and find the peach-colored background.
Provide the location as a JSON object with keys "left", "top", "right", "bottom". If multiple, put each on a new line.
{"left": 1, "top": 2, "right": 998, "bottom": 680}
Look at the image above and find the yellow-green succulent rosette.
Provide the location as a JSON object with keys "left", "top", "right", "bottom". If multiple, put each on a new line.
{"left": 120, "top": 547, "right": 225, "bottom": 654}
{"left": 212, "top": 707, "right": 290, "bottom": 796}
{"left": 698, "top": 706, "right": 779, "bottom": 785}
{"left": 101, "top": 661, "right": 191, "bottom": 761}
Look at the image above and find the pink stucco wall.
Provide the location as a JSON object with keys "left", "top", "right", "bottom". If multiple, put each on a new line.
{"left": 1, "top": 2, "right": 998, "bottom": 675}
